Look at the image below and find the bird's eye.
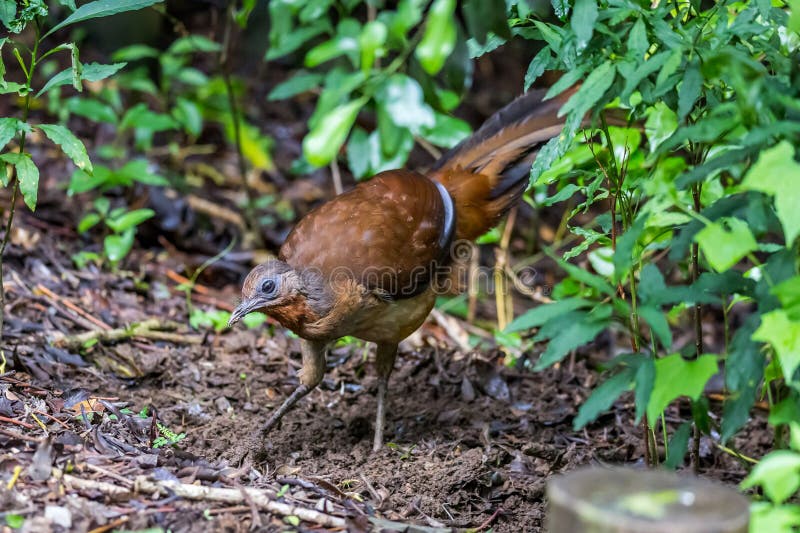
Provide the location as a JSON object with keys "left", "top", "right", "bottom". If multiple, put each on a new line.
{"left": 261, "top": 279, "right": 276, "bottom": 295}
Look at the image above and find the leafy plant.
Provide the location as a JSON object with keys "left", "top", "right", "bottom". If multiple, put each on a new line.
{"left": 264, "top": 0, "right": 509, "bottom": 177}
{"left": 494, "top": 0, "right": 798, "bottom": 482}
{"left": 75, "top": 196, "right": 155, "bottom": 267}
{"left": 0, "top": 0, "right": 165, "bottom": 337}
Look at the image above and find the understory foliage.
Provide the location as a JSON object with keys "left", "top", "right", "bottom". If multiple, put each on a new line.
{"left": 268, "top": 0, "right": 800, "bottom": 528}
{"left": 2, "top": 0, "right": 800, "bottom": 528}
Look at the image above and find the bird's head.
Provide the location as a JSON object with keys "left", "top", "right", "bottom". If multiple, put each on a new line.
{"left": 228, "top": 259, "right": 302, "bottom": 327}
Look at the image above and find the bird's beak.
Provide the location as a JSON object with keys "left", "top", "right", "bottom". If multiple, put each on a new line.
{"left": 228, "top": 300, "right": 254, "bottom": 328}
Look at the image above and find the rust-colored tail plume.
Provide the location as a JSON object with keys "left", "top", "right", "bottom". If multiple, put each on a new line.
{"left": 430, "top": 88, "right": 574, "bottom": 241}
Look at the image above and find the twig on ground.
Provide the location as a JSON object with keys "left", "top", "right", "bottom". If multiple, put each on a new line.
{"left": 0, "top": 415, "right": 35, "bottom": 429}
{"left": 61, "top": 473, "right": 347, "bottom": 528}
{"left": 52, "top": 319, "right": 202, "bottom": 349}
{"left": 34, "top": 284, "right": 112, "bottom": 331}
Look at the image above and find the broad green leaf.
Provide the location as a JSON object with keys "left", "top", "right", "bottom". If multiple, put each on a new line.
{"left": 639, "top": 306, "right": 672, "bottom": 349}
{"left": 305, "top": 35, "right": 359, "bottom": 68}
{"left": 168, "top": 35, "right": 222, "bottom": 54}
{"left": 678, "top": 61, "right": 702, "bottom": 121}
{"left": 116, "top": 160, "right": 169, "bottom": 186}
{"left": 749, "top": 502, "right": 800, "bottom": 533}
{"left": 535, "top": 310, "right": 610, "bottom": 369}
{"left": 524, "top": 47, "right": 551, "bottom": 91}
{"left": 741, "top": 141, "right": 800, "bottom": 246}
{"left": 754, "top": 310, "right": 800, "bottom": 383}
{"left": 45, "top": 0, "right": 163, "bottom": 37}
{"left": 107, "top": 208, "right": 155, "bottom": 233}
{"left": 634, "top": 357, "right": 655, "bottom": 423}
{"left": 574, "top": 367, "right": 635, "bottom": 429}
{"left": 415, "top": 0, "right": 456, "bottom": 75}
{"left": 346, "top": 127, "right": 413, "bottom": 180}
{"left": 722, "top": 315, "right": 763, "bottom": 442}
{"left": 303, "top": 99, "right": 364, "bottom": 167}
{"left": 664, "top": 422, "right": 691, "bottom": 469}
{"left": 695, "top": 217, "right": 758, "bottom": 272}
{"left": 111, "top": 44, "right": 159, "bottom": 61}
{"left": 558, "top": 61, "right": 615, "bottom": 117}
{"left": 38, "top": 123, "right": 92, "bottom": 173}
{"left": 37, "top": 62, "right": 126, "bottom": 96}
{"left": 627, "top": 17, "right": 648, "bottom": 60}
{"left": 120, "top": 103, "right": 178, "bottom": 132}
{"left": 77, "top": 212, "right": 101, "bottom": 232}
{"left": 506, "top": 298, "right": 592, "bottom": 332}
{"left": 742, "top": 451, "right": 800, "bottom": 504}
{"left": 65, "top": 97, "right": 117, "bottom": 124}
{"left": 571, "top": 0, "right": 598, "bottom": 51}
{"left": 173, "top": 97, "right": 203, "bottom": 137}
{"left": 646, "top": 353, "right": 718, "bottom": 423}
{"left": 1, "top": 153, "right": 38, "bottom": 210}
{"left": 359, "top": 20, "right": 387, "bottom": 72}
{"left": 0, "top": 117, "right": 21, "bottom": 151}
{"left": 645, "top": 102, "right": 677, "bottom": 152}
{"left": 267, "top": 72, "right": 324, "bottom": 101}
{"left": 376, "top": 75, "right": 435, "bottom": 134}
{"left": 419, "top": 112, "right": 470, "bottom": 148}
{"left": 104, "top": 228, "right": 135, "bottom": 263}
{"left": 0, "top": 1, "right": 16, "bottom": 31}
{"left": 68, "top": 166, "right": 112, "bottom": 194}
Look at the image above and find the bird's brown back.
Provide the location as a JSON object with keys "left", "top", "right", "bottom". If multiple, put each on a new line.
{"left": 279, "top": 170, "right": 450, "bottom": 299}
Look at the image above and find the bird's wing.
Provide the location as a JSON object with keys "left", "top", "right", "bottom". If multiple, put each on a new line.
{"left": 279, "top": 170, "right": 453, "bottom": 298}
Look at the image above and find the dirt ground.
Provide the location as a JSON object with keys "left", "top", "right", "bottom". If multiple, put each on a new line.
{"left": 0, "top": 224, "right": 770, "bottom": 532}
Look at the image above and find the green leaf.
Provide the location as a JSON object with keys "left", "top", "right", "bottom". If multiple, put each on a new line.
{"left": 106, "top": 208, "right": 155, "bottom": 233}
{"left": 639, "top": 306, "right": 672, "bottom": 349}
{"left": 645, "top": 102, "right": 677, "bottom": 152}
{"left": 65, "top": 97, "right": 117, "bottom": 124}
{"left": 37, "top": 62, "right": 126, "bottom": 96}
{"left": 742, "top": 451, "right": 800, "bottom": 504}
{"left": 419, "top": 112, "right": 470, "bottom": 148}
{"left": 267, "top": 72, "right": 324, "bottom": 101}
{"left": 0, "top": 2, "right": 17, "bottom": 31}
{"left": 535, "top": 310, "right": 610, "bottom": 369}
{"left": 506, "top": 298, "right": 592, "bottom": 332}
{"left": 695, "top": 217, "right": 758, "bottom": 272}
{"left": 749, "top": 502, "right": 800, "bottom": 533}
{"left": 0, "top": 117, "right": 21, "bottom": 151}
{"left": 664, "top": 422, "right": 691, "bottom": 469}
{"left": 45, "top": 0, "right": 163, "bottom": 37}
{"left": 634, "top": 357, "right": 655, "bottom": 423}
{"left": 117, "top": 160, "right": 169, "bottom": 186}
{"left": 571, "top": 0, "right": 598, "bottom": 51}
{"left": 558, "top": 61, "right": 616, "bottom": 118}
{"left": 77, "top": 212, "right": 102, "bottom": 232}
{"left": 741, "top": 141, "right": 800, "bottom": 246}
{"left": 4, "top": 514, "right": 23, "bottom": 529}
{"left": 1, "top": 153, "right": 39, "bottom": 210}
{"left": 524, "top": 47, "right": 551, "bottom": 91}
{"left": 111, "top": 44, "right": 159, "bottom": 61}
{"left": 120, "top": 103, "right": 178, "bottom": 132}
{"left": 168, "top": 35, "right": 222, "bottom": 54}
{"left": 678, "top": 61, "right": 702, "bottom": 121}
{"left": 38, "top": 123, "right": 92, "bottom": 173}
{"left": 303, "top": 99, "right": 365, "bottom": 167}
{"left": 415, "top": 0, "right": 457, "bottom": 75}
{"left": 722, "top": 315, "right": 763, "bottom": 443}
{"left": 359, "top": 20, "right": 387, "bottom": 72}
{"left": 104, "top": 228, "right": 135, "bottom": 263}
{"left": 754, "top": 310, "right": 800, "bottom": 384}
{"left": 376, "top": 75, "right": 435, "bottom": 134}
{"left": 646, "top": 353, "right": 718, "bottom": 423}
{"left": 574, "top": 367, "right": 635, "bottom": 429}
{"left": 173, "top": 97, "right": 203, "bottom": 136}
{"left": 627, "top": 18, "right": 649, "bottom": 60}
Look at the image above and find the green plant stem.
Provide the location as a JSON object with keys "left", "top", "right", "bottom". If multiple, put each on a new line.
{"left": 219, "top": 3, "right": 262, "bottom": 248}
{"left": 690, "top": 180, "right": 704, "bottom": 474}
{"left": 0, "top": 27, "right": 40, "bottom": 343}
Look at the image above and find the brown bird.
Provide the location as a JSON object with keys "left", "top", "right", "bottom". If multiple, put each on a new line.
{"left": 228, "top": 88, "right": 574, "bottom": 458}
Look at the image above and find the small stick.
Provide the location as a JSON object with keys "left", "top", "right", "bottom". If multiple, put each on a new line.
{"left": 476, "top": 507, "right": 503, "bottom": 531}
{"left": 165, "top": 269, "right": 212, "bottom": 295}
{"left": 52, "top": 319, "right": 202, "bottom": 349}
{"left": 62, "top": 474, "right": 347, "bottom": 528}
{"left": 330, "top": 158, "right": 343, "bottom": 196}
{"left": 0, "top": 415, "right": 35, "bottom": 429}
{"left": 34, "top": 284, "right": 112, "bottom": 331}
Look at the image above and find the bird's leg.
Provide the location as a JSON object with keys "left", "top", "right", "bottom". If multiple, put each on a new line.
{"left": 233, "top": 339, "right": 327, "bottom": 466}
{"left": 373, "top": 342, "right": 399, "bottom": 452}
